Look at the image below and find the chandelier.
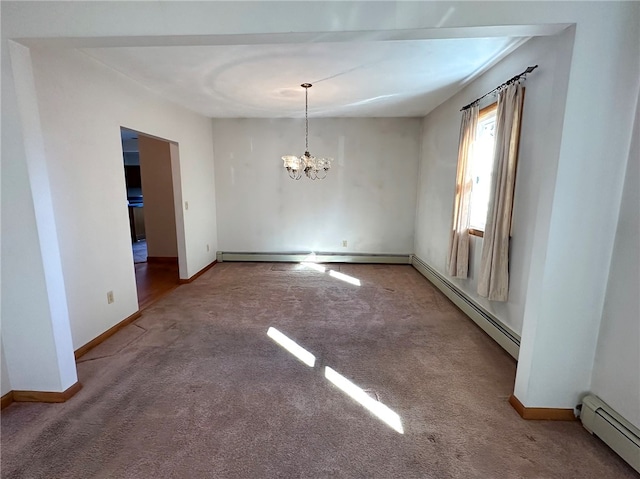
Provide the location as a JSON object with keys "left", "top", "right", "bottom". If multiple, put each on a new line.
{"left": 282, "top": 83, "right": 332, "bottom": 180}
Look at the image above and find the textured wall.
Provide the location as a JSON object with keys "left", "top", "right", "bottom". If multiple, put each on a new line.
{"left": 213, "top": 118, "right": 420, "bottom": 255}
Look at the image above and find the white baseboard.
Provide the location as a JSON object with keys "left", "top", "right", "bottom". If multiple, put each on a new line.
{"left": 581, "top": 395, "right": 640, "bottom": 473}
{"left": 411, "top": 255, "right": 520, "bottom": 359}
{"left": 216, "top": 251, "right": 412, "bottom": 264}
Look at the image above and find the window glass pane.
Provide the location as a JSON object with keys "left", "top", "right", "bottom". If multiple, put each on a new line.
{"left": 469, "top": 109, "right": 497, "bottom": 231}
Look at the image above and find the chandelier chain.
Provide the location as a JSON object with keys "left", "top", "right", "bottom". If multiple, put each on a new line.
{"left": 305, "top": 86, "right": 309, "bottom": 152}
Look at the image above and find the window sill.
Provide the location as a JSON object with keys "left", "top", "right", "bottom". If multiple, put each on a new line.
{"left": 469, "top": 228, "right": 484, "bottom": 238}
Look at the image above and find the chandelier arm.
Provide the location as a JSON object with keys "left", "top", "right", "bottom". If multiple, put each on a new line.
{"left": 288, "top": 167, "right": 302, "bottom": 180}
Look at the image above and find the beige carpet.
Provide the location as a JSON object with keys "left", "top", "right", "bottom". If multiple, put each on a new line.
{"left": 1, "top": 263, "right": 636, "bottom": 478}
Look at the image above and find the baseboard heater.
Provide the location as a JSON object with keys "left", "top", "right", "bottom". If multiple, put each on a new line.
{"left": 581, "top": 395, "right": 640, "bottom": 473}
{"left": 217, "top": 251, "right": 412, "bottom": 264}
{"left": 411, "top": 255, "right": 520, "bottom": 359}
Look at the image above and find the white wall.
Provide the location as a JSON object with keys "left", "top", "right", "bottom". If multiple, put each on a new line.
{"left": 590, "top": 94, "right": 640, "bottom": 429}
{"left": 26, "top": 46, "right": 217, "bottom": 350}
{"left": 213, "top": 118, "right": 420, "bottom": 254}
{"left": 1, "top": 339, "right": 10, "bottom": 396}
{"left": 1, "top": 41, "right": 78, "bottom": 392}
{"left": 415, "top": 30, "right": 574, "bottom": 336}
{"left": 138, "top": 136, "right": 178, "bottom": 258}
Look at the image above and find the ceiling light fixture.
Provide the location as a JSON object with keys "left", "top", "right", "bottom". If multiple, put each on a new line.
{"left": 282, "top": 83, "right": 332, "bottom": 180}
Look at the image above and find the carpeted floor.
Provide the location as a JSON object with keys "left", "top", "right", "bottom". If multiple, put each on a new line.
{"left": 1, "top": 263, "right": 636, "bottom": 478}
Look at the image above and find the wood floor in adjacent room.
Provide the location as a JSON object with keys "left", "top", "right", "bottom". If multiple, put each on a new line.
{"left": 132, "top": 240, "right": 180, "bottom": 311}
{"left": 0, "top": 263, "right": 635, "bottom": 478}
{"left": 134, "top": 261, "right": 180, "bottom": 311}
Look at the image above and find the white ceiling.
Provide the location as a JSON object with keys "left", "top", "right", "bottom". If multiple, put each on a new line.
{"left": 82, "top": 36, "right": 528, "bottom": 118}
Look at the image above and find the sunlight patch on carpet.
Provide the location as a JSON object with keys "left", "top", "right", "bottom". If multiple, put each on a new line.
{"left": 299, "top": 253, "right": 358, "bottom": 284}
{"left": 301, "top": 262, "right": 327, "bottom": 273}
{"left": 324, "top": 366, "right": 404, "bottom": 434}
{"left": 329, "top": 270, "right": 361, "bottom": 286}
{"left": 267, "top": 327, "right": 316, "bottom": 367}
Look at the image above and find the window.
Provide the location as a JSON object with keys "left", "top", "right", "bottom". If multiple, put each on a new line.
{"left": 468, "top": 103, "right": 497, "bottom": 236}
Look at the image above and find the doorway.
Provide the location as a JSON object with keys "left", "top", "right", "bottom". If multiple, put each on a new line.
{"left": 121, "top": 127, "right": 181, "bottom": 310}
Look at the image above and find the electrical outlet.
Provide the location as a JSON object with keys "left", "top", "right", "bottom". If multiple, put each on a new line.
{"left": 206, "top": 244, "right": 210, "bottom": 252}
{"left": 342, "top": 240, "right": 348, "bottom": 247}
{"left": 107, "top": 291, "right": 114, "bottom": 304}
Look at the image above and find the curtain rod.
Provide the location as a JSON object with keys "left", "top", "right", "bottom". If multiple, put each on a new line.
{"left": 460, "top": 65, "right": 538, "bottom": 111}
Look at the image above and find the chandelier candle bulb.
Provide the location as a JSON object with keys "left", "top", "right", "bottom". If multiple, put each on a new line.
{"left": 282, "top": 83, "right": 332, "bottom": 180}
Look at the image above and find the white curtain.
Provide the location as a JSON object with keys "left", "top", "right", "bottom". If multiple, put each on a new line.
{"left": 447, "top": 104, "right": 479, "bottom": 278}
{"left": 478, "top": 83, "right": 524, "bottom": 301}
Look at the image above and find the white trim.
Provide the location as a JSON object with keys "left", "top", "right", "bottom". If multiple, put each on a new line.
{"left": 217, "top": 252, "right": 411, "bottom": 264}
{"left": 411, "top": 255, "right": 520, "bottom": 359}
{"left": 581, "top": 395, "right": 640, "bottom": 473}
